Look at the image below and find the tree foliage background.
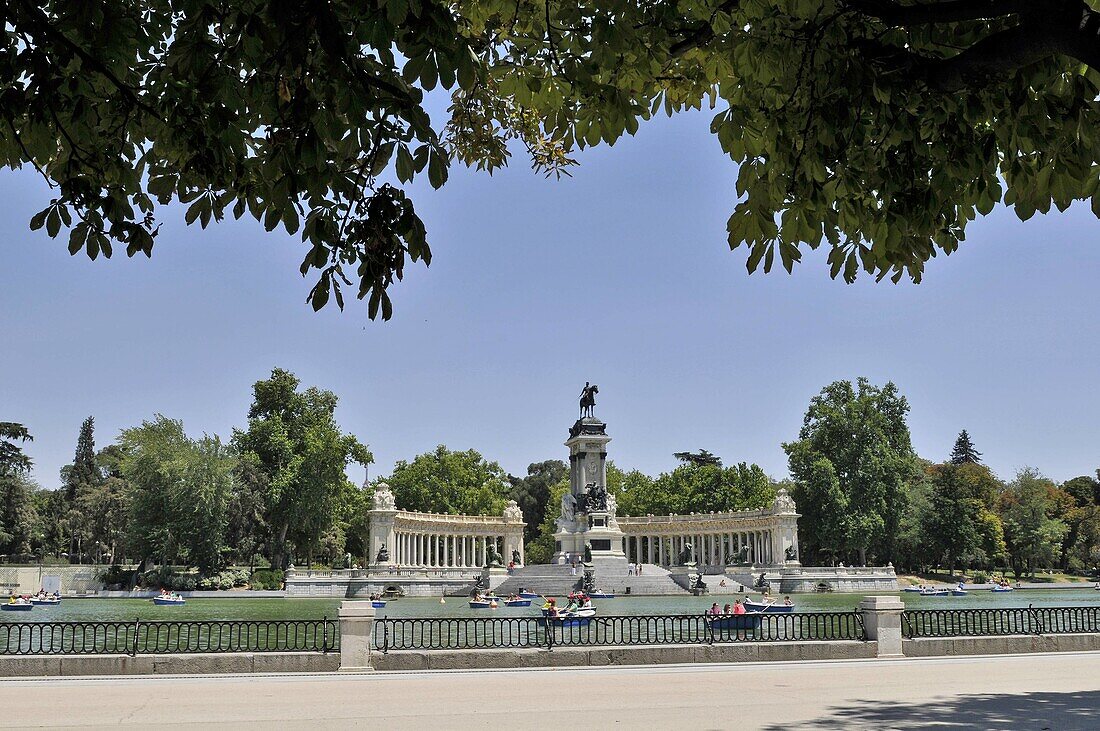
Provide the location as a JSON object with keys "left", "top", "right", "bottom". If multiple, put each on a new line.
{"left": 6, "top": 0, "right": 1100, "bottom": 315}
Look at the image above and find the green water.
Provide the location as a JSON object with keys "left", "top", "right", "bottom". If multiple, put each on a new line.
{"left": 3, "top": 588, "right": 1099, "bottom": 622}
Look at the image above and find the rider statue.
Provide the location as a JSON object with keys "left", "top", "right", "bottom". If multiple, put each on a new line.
{"left": 579, "top": 382, "right": 599, "bottom": 418}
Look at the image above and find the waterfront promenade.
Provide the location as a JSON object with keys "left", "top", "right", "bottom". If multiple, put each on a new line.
{"left": 0, "top": 652, "right": 1097, "bottom": 729}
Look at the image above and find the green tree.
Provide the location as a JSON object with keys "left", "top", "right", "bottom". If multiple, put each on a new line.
{"left": 0, "top": 422, "right": 33, "bottom": 475}
{"left": 1056, "top": 474, "right": 1100, "bottom": 572}
{"left": 387, "top": 445, "right": 510, "bottom": 516}
{"left": 672, "top": 450, "right": 723, "bottom": 467}
{"left": 784, "top": 378, "right": 919, "bottom": 565}
{"left": 60, "top": 416, "right": 101, "bottom": 561}
{"left": 617, "top": 462, "right": 772, "bottom": 516}
{"left": 10, "top": 2, "right": 1100, "bottom": 314}
{"left": 999, "top": 469, "right": 1069, "bottom": 579}
{"left": 509, "top": 460, "right": 567, "bottom": 542}
{"left": 0, "top": 422, "right": 38, "bottom": 557}
{"left": 120, "top": 415, "right": 235, "bottom": 573}
{"left": 233, "top": 368, "right": 371, "bottom": 568}
{"left": 923, "top": 463, "right": 982, "bottom": 577}
{"left": 950, "top": 430, "right": 983, "bottom": 465}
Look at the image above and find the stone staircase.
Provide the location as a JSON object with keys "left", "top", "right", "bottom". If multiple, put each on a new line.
{"left": 492, "top": 564, "right": 581, "bottom": 598}
{"left": 589, "top": 560, "right": 689, "bottom": 596}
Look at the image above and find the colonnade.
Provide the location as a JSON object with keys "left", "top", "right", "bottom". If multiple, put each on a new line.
{"left": 388, "top": 532, "right": 506, "bottom": 568}
{"left": 623, "top": 530, "right": 776, "bottom": 567}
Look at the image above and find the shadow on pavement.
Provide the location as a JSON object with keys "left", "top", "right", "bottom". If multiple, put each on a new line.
{"left": 763, "top": 690, "right": 1100, "bottom": 730}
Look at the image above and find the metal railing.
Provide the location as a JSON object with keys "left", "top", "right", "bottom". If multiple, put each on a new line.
{"left": 0, "top": 619, "right": 339, "bottom": 656}
{"left": 374, "top": 611, "right": 864, "bottom": 653}
{"left": 903, "top": 606, "right": 1100, "bottom": 638}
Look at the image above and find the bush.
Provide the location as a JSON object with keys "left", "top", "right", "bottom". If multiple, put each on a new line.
{"left": 96, "top": 564, "right": 135, "bottom": 588}
{"left": 971, "top": 572, "right": 988, "bottom": 584}
{"left": 249, "top": 569, "right": 284, "bottom": 590}
{"left": 138, "top": 566, "right": 198, "bottom": 591}
{"left": 196, "top": 569, "right": 250, "bottom": 590}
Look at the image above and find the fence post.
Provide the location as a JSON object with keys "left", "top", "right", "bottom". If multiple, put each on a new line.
{"left": 860, "top": 596, "right": 905, "bottom": 657}
{"left": 322, "top": 615, "right": 329, "bottom": 653}
{"left": 131, "top": 618, "right": 140, "bottom": 657}
{"left": 338, "top": 601, "right": 375, "bottom": 671}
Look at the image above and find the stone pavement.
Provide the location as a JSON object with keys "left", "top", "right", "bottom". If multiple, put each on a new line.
{"left": 2, "top": 652, "right": 1099, "bottom": 729}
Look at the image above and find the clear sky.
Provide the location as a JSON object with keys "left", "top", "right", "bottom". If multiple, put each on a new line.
{"left": 2, "top": 109, "right": 1097, "bottom": 489}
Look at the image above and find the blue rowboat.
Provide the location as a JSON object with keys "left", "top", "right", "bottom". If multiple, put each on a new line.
{"left": 902, "top": 587, "right": 923, "bottom": 593}
{"left": 1, "top": 603, "right": 33, "bottom": 612}
{"left": 538, "top": 609, "right": 596, "bottom": 627}
{"left": 469, "top": 600, "right": 494, "bottom": 608}
{"left": 152, "top": 596, "right": 185, "bottom": 605}
{"left": 743, "top": 600, "right": 794, "bottom": 613}
{"left": 952, "top": 590, "right": 968, "bottom": 596}
{"left": 503, "top": 599, "right": 531, "bottom": 607}
{"left": 991, "top": 586, "right": 1015, "bottom": 592}
{"left": 518, "top": 592, "right": 540, "bottom": 599}
{"left": 919, "top": 589, "right": 950, "bottom": 597}
{"left": 708, "top": 614, "right": 763, "bottom": 630}
{"left": 30, "top": 598, "right": 61, "bottom": 606}
{"left": 588, "top": 592, "right": 616, "bottom": 599}
{"left": 371, "top": 600, "right": 387, "bottom": 608}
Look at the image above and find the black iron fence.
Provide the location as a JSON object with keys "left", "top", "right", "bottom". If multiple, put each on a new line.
{"left": 903, "top": 606, "right": 1100, "bottom": 638}
{"left": 0, "top": 619, "right": 338, "bottom": 656}
{"left": 374, "top": 612, "right": 865, "bottom": 652}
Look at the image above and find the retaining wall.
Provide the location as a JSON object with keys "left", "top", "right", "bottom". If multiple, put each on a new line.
{"left": 904, "top": 633, "right": 1100, "bottom": 657}
{"left": 371, "top": 640, "right": 877, "bottom": 671}
{"left": 0, "top": 652, "right": 339, "bottom": 677}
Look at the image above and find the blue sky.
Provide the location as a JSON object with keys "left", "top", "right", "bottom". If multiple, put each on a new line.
{"left": 2, "top": 110, "right": 1097, "bottom": 488}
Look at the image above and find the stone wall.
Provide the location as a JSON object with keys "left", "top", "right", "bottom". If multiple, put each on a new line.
{"left": 0, "top": 652, "right": 339, "bottom": 677}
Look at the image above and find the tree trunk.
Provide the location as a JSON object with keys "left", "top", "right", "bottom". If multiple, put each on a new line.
{"left": 271, "top": 522, "right": 290, "bottom": 570}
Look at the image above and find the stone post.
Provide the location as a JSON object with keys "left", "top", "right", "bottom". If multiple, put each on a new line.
{"left": 339, "top": 601, "right": 376, "bottom": 671}
{"left": 860, "top": 595, "right": 905, "bottom": 657}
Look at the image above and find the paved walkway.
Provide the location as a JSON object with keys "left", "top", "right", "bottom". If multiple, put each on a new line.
{"left": 2, "top": 652, "right": 1099, "bottom": 729}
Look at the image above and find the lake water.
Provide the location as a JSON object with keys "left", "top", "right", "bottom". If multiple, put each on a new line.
{"left": 4, "top": 588, "right": 1100, "bottom": 622}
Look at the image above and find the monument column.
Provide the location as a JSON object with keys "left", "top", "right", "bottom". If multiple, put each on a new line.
{"left": 553, "top": 396, "right": 625, "bottom": 562}
{"left": 367, "top": 483, "right": 398, "bottom": 570}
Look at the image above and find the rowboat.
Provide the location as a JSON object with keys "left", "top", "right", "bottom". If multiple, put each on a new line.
{"left": 518, "top": 592, "right": 540, "bottom": 599}
{"left": 919, "top": 589, "right": 950, "bottom": 596}
{"left": 588, "top": 592, "right": 616, "bottom": 599}
{"left": 30, "top": 597, "right": 61, "bottom": 606}
{"left": 743, "top": 600, "right": 794, "bottom": 613}
{"left": 371, "top": 600, "right": 387, "bottom": 608}
{"left": 503, "top": 599, "right": 531, "bottom": 607}
{"left": 152, "top": 596, "right": 186, "bottom": 605}
{"left": 991, "top": 586, "right": 1015, "bottom": 593}
{"left": 951, "top": 590, "right": 968, "bottom": 596}
{"left": 1, "top": 603, "right": 33, "bottom": 612}
{"left": 469, "top": 600, "right": 494, "bottom": 608}
{"left": 539, "top": 608, "right": 596, "bottom": 627}
{"left": 902, "top": 587, "right": 923, "bottom": 593}
{"left": 708, "top": 613, "right": 763, "bottom": 630}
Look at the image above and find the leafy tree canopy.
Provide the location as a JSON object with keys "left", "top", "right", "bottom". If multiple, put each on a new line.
{"left": 673, "top": 450, "right": 723, "bottom": 467}
{"left": 386, "top": 444, "right": 511, "bottom": 515}
{"left": 618, "top": 461, "right": 773, "bottom": 515}
{"left": 0, "top": 422, "right": 33, "bottom": 476}
{"left": 7, "top": 0, "right": 1100, "bottom": 315}
{"left": 232, "top": 368, "right": 371, "bottom": 567}
{"left": 784, "top": 378, "right": 919, "bottom": 564}
{"left": 509, "top": 460, "right": 567, "bottom": 541}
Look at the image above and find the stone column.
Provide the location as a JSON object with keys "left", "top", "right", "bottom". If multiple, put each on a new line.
{"left": 860, "top": 596, "right": 905, "bottom": 657}
{"left": 338, "top": 601, "right": 375, "bottom": 671}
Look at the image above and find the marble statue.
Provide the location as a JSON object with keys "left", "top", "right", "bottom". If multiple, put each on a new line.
{"left": 372, "top": 483, "right": 396, "bottom": 511}
{"left": 561, "top": 491, "right": 577, "bottom": 522}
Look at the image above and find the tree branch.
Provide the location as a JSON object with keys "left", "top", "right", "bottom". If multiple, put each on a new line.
{"left": 669, "top": 0, "right": 741, "bottom": 58}
{"left": 845, "top": 0, "right": 1034, "bottom": 26}
{"left": 858, "top": 1, "right": 1100, "bottom": 90}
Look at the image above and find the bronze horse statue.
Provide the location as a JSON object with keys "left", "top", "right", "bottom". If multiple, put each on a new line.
{"left": 579, "top": 382, "right": 598, "bottom": 418}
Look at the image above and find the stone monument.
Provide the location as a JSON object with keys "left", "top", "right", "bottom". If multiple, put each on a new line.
{"left": 553, "top": 384, "right": 626, "bottom": 561}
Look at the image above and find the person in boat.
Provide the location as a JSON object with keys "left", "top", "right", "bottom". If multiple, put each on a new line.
{"left": 733, "top": 600, "right": 746, "bottom": 615}
{"left": 784, "top": 596, "right": 793, "bottom": 606}
{"left": 541, "top": 599, "right": 555, "bottom": 611}
{"left": 723, "top": 604, "right": 732, "bottom": 614}
{"left": 581, "top": 597, "right": 593, "bottom": 610}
